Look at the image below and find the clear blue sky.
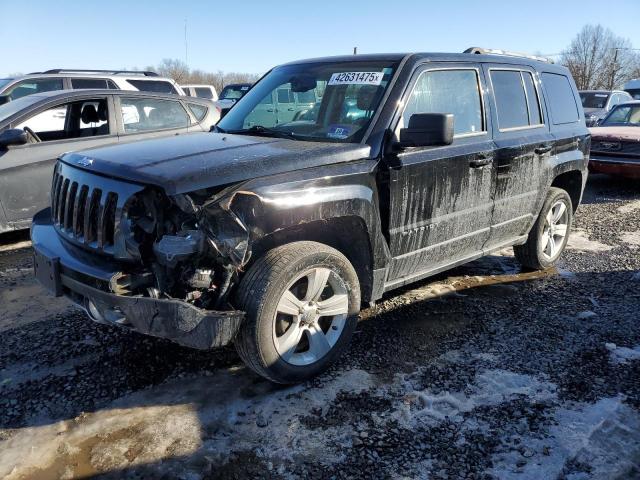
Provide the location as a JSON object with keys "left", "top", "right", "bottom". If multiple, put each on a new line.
{"left": 1, "top": 0, "right": 638, "bottom": 77}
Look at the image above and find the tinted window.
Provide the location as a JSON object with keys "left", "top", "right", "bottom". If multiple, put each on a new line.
{"left": 522, "top": 72, "right": 542, "bottom": 125}
{"left": 126, "top": 79, "right": 178, "bottom": 95}
{"left": 579, "top": 92, "right": 609, "bottom": 109}
{"left": 7, "top": 78, "right": 64, "bottom": 100}
{"left": 187, "top": 102, "right": 208, "bottom": 121}
{"left": 403, "top": 69, "right": 483, "bottom": 136}
{"left": 194, "top": 87, "right": 213, "bottom": 99}
{"left": 542, "top": 73, "right": 579, "bottom": 124}
{"left": 219, "top": 85, "right": 249, "bottom": 100}
{"left": 277, "top": 88, "right": 293, "bottom": 103}
{"left": 107, "top": 80, "right": 119, "bottom": 90}
{"left": 120, "top": 97, "right": 189, "bottom": 132}
{"left": 71, "top": 78, "right": 109, "bottom": 89}
{"left": 296, "top": 90, "right": 316, "bottom": 104}
{"left": 491, "top": 70, "right": 529, "bottom": 129}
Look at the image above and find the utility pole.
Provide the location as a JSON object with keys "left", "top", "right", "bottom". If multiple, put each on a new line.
{"left": 184, "top": 19, "right": 188, "bottom": 67}
{"left": 353, "top": 47, "right": 357, "bottom": 55}
{"left": 609, "top": 48, "right": 619, "bottom": 90}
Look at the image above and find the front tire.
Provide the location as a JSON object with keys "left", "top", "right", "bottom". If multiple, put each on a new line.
{"left": 234, "top": 241, "right": 361, "bottom": 384}
{"left": 514, "top": 187, "right": 573, "bottom": 270}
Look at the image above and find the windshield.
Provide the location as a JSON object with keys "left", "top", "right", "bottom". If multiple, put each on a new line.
{"left": 217, "top": 61, "right": 398, "bottom": 143}
{"left": 219, "top": 85, "right": 251, "bottom": 100}
{"left": 0, "top": 94, "right": 44, "bottom": 122}
{"left": 0, "top": 78, "right": 13, "bottom": 90}
{"left": 627, "top": 89, "right": 640, "bottom": 100}
{"left": 601, "top": 104, "right": 640, "bottom": 126}
{"left": 580, "top": 92, "right": 610, "bottom": 109}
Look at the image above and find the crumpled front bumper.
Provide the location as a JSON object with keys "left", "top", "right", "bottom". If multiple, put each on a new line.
{"left": 31, "top": 208, "right": 244, "bottom": 350}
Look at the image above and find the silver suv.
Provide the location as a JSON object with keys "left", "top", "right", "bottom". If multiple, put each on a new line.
{"left": 0, "top": 69, "right": 185, "bottom": 105}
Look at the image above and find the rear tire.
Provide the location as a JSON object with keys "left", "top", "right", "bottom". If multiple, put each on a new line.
{"left": 514, "top": 187, "right": 573, "bottom": 270}
{"left": 234, "top": 241, "right": 360, "bottom": 384}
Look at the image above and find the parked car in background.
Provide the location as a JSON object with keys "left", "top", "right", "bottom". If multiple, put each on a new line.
{"left": 0, "top": 70, "right": 185, "bottom": 105}
{"left": 589, "top": 101, "right": 640, "bottom": 179}
{"left": 32, "top": 49, "right": 588, "bottom": 384}
{"left": 0, "top": 90, "right": 217, "bottom": 233}
{"left": 182, "top": 84, "right": 218, "bottom": 100}
{"left": 579, "top": 89, "right": 633, "bottom": 126}
{"left": 215, "top": 83, "right": 252, "bottom": 115}
{"left": 624, "top": 79, "right": 640, "bottom": 100}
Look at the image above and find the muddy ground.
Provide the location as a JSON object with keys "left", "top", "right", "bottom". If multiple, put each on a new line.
{"left": 0, "top": 174, "right": 639, "bottom": 480}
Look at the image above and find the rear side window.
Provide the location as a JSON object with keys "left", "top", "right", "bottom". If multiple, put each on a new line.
{"left": 120, "top": 97, "right": 190, "bottom": 132}
{"left": 7, "top": 78, "right": 64, "bottom": 100}
{"left": 490, "top": 70, "right": 529, "bottom": 129}
{"left": 187, "top": 102, "right": 208, "bottom": 121}
{"left": 403, "top": 69, "right": 484, "bottom": 136}
{"left": 71, "top": 78, "right": 109, "bottom": 89}
{"left": 194, "top": 87, "right": 213, "bottom": 99}
{"left": 541, "top": 73, "right": 579, "bottom": 125}
{"left": 126, "top": 79, "right": 179, "bottom": 95}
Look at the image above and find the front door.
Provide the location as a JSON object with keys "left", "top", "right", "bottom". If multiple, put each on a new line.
{"left": 482, "top": 66, "right": 553, "bottom": 249}
{"left": 0, "top": 96, "right": 117, "bottom": 226}
{"left": 383, "top": 64, "right": 496, "bottom": 286}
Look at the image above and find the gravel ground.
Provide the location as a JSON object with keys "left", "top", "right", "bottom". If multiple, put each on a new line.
{"left": 0, "top": 174, "right": 639, "bottom": 480}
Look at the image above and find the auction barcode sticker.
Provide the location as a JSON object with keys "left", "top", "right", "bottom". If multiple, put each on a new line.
{"left": 328, "top": 71, "right": 384, "bottom": 86}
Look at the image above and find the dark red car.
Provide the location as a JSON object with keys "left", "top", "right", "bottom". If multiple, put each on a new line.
{"left": 589, "top": 101, "right": 640, "bottom": 179}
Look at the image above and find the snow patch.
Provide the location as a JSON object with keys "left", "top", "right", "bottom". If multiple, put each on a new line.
{"left": 605, "top": 343, "right": 640, "bottom": 364}
{"left": 617, "top": 199, "right": 640, "bottom": 214}
{"left": 566, "top": 229, "right": 613, "bottom": 253}
{"left": 620, "top": 231, "right": 640, "bottom": 247}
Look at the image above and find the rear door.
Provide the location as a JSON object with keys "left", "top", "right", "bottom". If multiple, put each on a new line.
{"left": 115, "top": 95, "right": 193, "bottom": 141}
{"left": 383, "top": 64, "right": 496, "bottom": 286}
{"left": 483, "top": 65, "right": 553, "bottom": 250}
{"left": 0, "top": 96, "right": 118, "bottom": 225}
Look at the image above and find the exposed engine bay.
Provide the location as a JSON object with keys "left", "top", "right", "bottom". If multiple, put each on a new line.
{"left": 112, "top": 186, "right": 255, "bottom": 311}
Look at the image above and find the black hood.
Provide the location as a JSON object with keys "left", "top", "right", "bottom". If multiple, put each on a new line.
{"left": 61, "top": 132, "right": 371, "bottom": 195}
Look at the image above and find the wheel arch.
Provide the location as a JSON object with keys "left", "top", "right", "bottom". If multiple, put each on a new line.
{"left": 550, "top": 169, "right": 583, "bottom": 212}
{"left": 247, "top": 216, "right": 374, "bottom": 304}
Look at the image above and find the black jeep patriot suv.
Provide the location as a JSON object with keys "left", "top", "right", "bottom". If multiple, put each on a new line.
{"left": 32, "top": 50, "right": 589, "bottom": 383}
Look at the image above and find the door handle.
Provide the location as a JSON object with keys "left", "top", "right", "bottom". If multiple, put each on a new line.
{"left": 469, "top": 156, "right": 493, "bottom": 168}
{"left": 287, "top": 108, "right": 295, "bottom": 111}
{"left": 534, "top": 144, "right": 553, "bottom": 155}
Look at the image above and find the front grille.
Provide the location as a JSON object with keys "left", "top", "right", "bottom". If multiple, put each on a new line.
{"left": 51, "top": 161, "right": 145, "bottom": 256}
{"left": 592, "top": 140, "right": 640, "bottom": 157}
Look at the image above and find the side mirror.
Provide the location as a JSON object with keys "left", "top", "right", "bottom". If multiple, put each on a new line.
{"left": 0, "top": 129, "right": 28, "bottom": 148}
{"left": 0, "top": 95, "right": 8, "bottom": 106}
{"left": 397, "top": 113, "right": 454, "bottom": 148}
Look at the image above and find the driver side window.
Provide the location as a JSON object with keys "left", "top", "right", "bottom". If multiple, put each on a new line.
{"left": 400, "top": 69, "right": 484, "bottom": 137}
{"left": 15, "top": 99, "right": 110, "bottom": 142}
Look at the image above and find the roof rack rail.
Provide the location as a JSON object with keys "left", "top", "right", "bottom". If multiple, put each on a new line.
{"left": 463, "top": 47, "right": 553, "bottom": 64}
{"left": 33, "top": 69, "right": 159, "bottom": 77}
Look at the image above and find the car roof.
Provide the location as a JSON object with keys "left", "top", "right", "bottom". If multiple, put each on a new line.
{"left": 580, "top": 89, "right": 628, "bottom": 94}
{"left": 5, "top": 72, "right": 177, "bottom": 82}
{"left": 281, "top": 52, "right": 560, "bottom": 70}
{"left": 13, "top": 89, "right": 207, "bottom": 102}
{"left": 618, "top": 100, "right": 640, "bottom": 106}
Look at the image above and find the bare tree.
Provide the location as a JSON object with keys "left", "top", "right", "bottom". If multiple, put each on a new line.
{"left": 561, "top": 24, "right": 640, "bottom": 90}
{"left": 144, "top": 59, "right": 260, "bottom": 92}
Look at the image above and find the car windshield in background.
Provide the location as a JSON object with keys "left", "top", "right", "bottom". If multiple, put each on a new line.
{"left": 219, "top": 85, "right": 250, "bottom": 100}
{"left": 0, "top": 94, "right": 44, "bottom": 121}
{"left": 217, "top": 61, "right": 398, "bottom": 143}
{"left": 580, "top": 92, "right": 610, "bottom": 109}
{"left": 601, "top": 104, "right": 640, "bottom": 126}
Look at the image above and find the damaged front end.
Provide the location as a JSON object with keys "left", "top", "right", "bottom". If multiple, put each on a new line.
{"left": 119, "top": 184, "right": 253, "bottom": 313}
{"left": 32, "top": 166, "right": 255, "bottom": 350}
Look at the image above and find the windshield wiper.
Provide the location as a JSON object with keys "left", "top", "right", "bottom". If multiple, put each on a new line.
{"left": 228, "top": 125, "right": 300, "bottom": 140}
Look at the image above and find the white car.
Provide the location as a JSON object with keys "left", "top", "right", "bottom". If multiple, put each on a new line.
{"left": 0, "top": 69, "right": 185, "bottom": 105}
{"left": 182, "top": 84, "right": 218, "bottom": 100}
